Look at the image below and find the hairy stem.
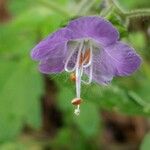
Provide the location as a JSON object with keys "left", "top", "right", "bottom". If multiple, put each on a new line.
{"left": 128, "top": 91, "right": 147, "bottom": 107}
{"left": 77, "top": 0, "right": 97, "bottom": 15}
{"left": 107, "top": 0, "right": 125, "bottom": 15}
{"left": 125, "top": 9, "right": 150, "bottom": 18}
{"left": 128, "top": 91, "right": 150, "bottom": 113}
{"left": 107, "top": 0, "right": 150, "bottom": 19}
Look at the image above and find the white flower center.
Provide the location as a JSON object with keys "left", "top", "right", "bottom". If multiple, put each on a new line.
{"left": 64, "top": 39, "right": 94, "bottom": 115}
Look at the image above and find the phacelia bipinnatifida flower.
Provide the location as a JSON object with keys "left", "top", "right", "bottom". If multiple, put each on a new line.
{"left": 31, "top": 16, "right": 141, "bottom": 115}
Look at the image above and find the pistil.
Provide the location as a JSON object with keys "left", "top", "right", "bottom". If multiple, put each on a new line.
{"left": 65, "top": 40, "right": 93, "bottom": 115}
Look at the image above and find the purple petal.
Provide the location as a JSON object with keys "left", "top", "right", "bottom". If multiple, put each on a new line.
{"left": 67, "top": 16, "right": 119, "bottom": 46}
{"left": 89, "top": 47, "right": 115, "bottom": 85}
{"left": 86, "top": 41, "right": 141, "bottom": 85}
{"left": 31, "top": 28, "right": 73, "bottom": 60}
{"left": 64, "top": 41, "right": 80, "bottom": 70}
{"left": 104, "top": 41, "right": 141, "bottom": 76}
{"left": 39, "top": 57, "right": 64, "bottom": 74}
{"left": 38, "top": 42, "right": 67, "bottom": 74}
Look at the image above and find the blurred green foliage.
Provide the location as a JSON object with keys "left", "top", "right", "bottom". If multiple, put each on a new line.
{"left": 0, "top": 0, "right": 150, "bottom": 149}
{"left": 141, "top": 132, "right": 150, "bottom": 150}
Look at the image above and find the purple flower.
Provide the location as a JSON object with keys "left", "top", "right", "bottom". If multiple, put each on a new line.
{"left": 31, "top": 16, "right": 141, "bottom": 115}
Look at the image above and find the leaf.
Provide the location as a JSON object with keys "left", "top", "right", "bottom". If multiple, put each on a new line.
{"left": 73, "top": 102, "right": 101, "bottom": 137}
{"left": 8, "top": 0, "right": 34, "bottom": 15}
{"left": 108, "top": 13, "right": 128, "bottom": 38}
{"left": 140, "top": 133, "right": 150, "bottom": 150}
{"left": 57, "top": 86, "right": 74, "bottom": 112}
{"left": 0, "top": 60, "right": 43, "bottom": 141}
{"left": 127, "top": 32, "right": 146, "bottom": 50}
{"left": 50, "top": 127, "right": 89, "bottom": 150}
{"left": 51, "top": 128, "right": 72, "bottom": 148}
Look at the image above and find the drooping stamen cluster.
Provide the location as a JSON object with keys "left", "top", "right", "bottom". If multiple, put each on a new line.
{"left": 64, "top": 39, "right": 93, "bottom": 115}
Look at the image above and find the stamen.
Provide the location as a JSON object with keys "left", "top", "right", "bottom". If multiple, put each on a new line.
{"left": 81, "top": 41, "right": 93, "bottom": 85}
{"left": 74, "top": 105, "right": 80, "bottom": 116}
{"left": 64, "top": 42, "right": 82, "bottom": 72}
{"left": 74, "top": 41, "right": 85, "bottom": 116}
{"left": 70, "top": 73, "right": 76, "bottom": 82}
{"left": 71, "top": 98, "right": 82, "bottom": 105}
{"left": 65, "top": 39, "right": 93, "bottom": 116}
{"left": 75, "top": 41, "right": 84, "bottom": 98}
{"left": 82, "top": 49, "right": 91, "bottom": 68}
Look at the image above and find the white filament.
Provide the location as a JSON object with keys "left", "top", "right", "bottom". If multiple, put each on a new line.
{"left": 64, "top": 42, "right": 82, "bottom": 72}
{"left": 64, "top": 39, "right": 93, "bottom": 116}
{"left": 75, "top": 41, "right": 84, "bottom": 98}
{"left": 81, "top": 41, "right": 93, "bottom": 85}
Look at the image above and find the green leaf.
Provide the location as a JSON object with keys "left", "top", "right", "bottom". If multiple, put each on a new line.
{"left": 50, "top": 127, "right": 89, "bottom": 150}
{"left": 108, "top": 13, "right": 128, "bottom": 38}
{"left": 0, "top": 60, "right": 43, "bottom": 141}
{"left": 8, "top": 0, "right": 34, "bottom": 15}
{"left": 140, "top": 133, "right": 150, "bottom": 150}
{"left": 127, "top": 32, "right": 146, "bottom": 50}
{"left": 57, "top": 86, "right": 74, "bottom": 112}
{"left": 51, "top": 128, "right": 72, "bottom": 148}
{"left": 73, "top": 102, "right": 101, "bottom": 137}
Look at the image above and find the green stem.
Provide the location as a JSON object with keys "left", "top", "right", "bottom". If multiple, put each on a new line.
{"left": 128, "top": 91, "right": 150, "bottom": 113}
{"left": 37, "top": 0, "right": 70, "bottom": 17}
{"left": 84, "top": 0, "right": 97, "bottom": 14}
{"left": 100, "top": 5, "right": 114, "bottom": 17}
{"left": 107, "top": 0, "right": 150, "bottom": 19}
{"left": 77, "top": 0, "right": 97, "bottom": 15}
{"left": 77, "top": 0, "right": 88, "bottom": 13}
{"left": 125, "top": 9, "right": 150, "bottom": 18}
{"left": 128, "top": 91, "right": 147, "bottom": 107}
{"left": 107, "top": 0, "right": 125, "bottom": 15}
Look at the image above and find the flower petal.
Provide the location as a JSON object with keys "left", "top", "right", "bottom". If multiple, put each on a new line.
{"left": 67, "top": 16, "right": 119, "bottom": 46}
{"left": 39, "top": 57, "right": 64, "bottom": 74}
{"left": 38, "top": 42, "right": 67, "bottom": 74}
{"left": 90, "top": 47, "right": 114, "bottom": 85}
{"left": 31, "top": 28, "right": 73, "bottom": 60}
{"left": 104, "top": 41, "right": 141, "bottom": 76}
{"left": 86, "top": 41, "right": 141, "bottom": 85}
{"left": 64, "top": 40, "right": 81, "bottom": 71}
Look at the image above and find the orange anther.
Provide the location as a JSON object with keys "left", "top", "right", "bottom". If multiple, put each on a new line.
{"left": 79, "top": 49, "right": 90, "bottom": 66}
{"left": 70, "top": 73, "right": 76, "bottom": 81}
{"left": 71, "top": 98, "right": 83, "bottom": 106}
